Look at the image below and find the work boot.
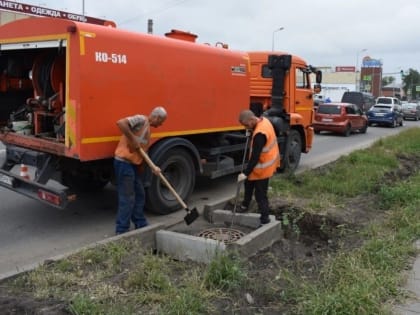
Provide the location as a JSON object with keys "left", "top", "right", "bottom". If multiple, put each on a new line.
{"left": 260, "top": 216, "right": 271, "bottom": 225}
{"left": 236, "top": 203, "right": 248, "bottom": 213}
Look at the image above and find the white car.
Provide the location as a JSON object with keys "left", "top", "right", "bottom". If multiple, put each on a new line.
{"left": 376, "top": 97, "right": 401, "bottom": 106}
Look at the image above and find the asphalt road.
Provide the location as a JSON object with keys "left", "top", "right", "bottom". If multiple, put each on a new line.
{"left": 0, "top": 121, "right": 419, "bottom": 278}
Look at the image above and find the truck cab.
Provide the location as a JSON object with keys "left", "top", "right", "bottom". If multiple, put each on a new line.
{"left": 248, "top": 51, "right": 321, "bottom": 171}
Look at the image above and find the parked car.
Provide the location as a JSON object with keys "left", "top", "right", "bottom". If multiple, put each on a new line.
{"left": 402, "top": 102, "right": 420, "bottom": 121}
{"left": 376, "top": 96, "right": 401, "bottom": 106}
{"left": 313, "top": 102, "right": 368, "bottom": 137}
{"left": 341, "top": 91, "right": 375, "bottom": 113}
{"left": 367, "top": 104, "right": 404, "bottom": 127}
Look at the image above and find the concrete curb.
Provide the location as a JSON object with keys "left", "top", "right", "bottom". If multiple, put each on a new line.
{"left": 0, "top": 223, "right": 165, "bottom": 282}
{"left": 156, "top": 208, "right": 282, "bottom": 264}
{"left": 156, "top": 230, "right": 226, "bottom": 264}
{"left": 394, "top": 240, "right": 420, "bottom": 314}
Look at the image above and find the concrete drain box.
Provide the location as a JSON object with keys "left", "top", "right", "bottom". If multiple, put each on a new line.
{"left": 156, "top": 209, "right": 282, "bottom": 264}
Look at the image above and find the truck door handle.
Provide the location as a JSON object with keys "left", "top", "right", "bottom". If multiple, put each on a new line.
{"left": 296, "top": 101, "right": 300, "bottom": 104}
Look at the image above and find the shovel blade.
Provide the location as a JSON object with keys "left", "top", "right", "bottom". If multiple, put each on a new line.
{"left": 184, "top": 207, "right": 199, "bottom": 225}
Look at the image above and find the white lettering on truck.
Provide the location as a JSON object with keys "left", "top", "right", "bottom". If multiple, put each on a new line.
{"left": 95, "top": 52, "right": 127, "bottom": 64}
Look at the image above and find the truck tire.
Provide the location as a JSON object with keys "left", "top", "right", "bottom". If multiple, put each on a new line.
{"left": 279, "top": 129, "right": 301, "bottom": 173}
{"left": 146, "top": 148, "right": 195, "bottom": 215}
{"left": 343, "top": 124, "right": 351, "bottom": 137}
{"left": 391, "top": 119, "right": 397, "bottom": 128}
{"left": 360, "top": 121, "right": 368, "bottom": 134}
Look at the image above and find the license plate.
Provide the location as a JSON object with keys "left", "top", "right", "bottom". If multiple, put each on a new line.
{"left": 0, "top": 174, "right": 14, "bottom": 186}
{"left": 375, "top": 113, "right": 385, "bottom": 116}
{"left": 322, "top": 118, "right": 333, "bottom": 122}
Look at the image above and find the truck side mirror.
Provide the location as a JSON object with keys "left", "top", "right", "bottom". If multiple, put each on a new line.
{"left": 316, "top": 70, "right": 322, "bottom": 84}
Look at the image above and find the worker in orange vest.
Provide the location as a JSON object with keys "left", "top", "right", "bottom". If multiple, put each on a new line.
{"left": 237, "top": 109, "right": 280, "bottom": 225}
{"left": 114, "top": 106, "right": 167, "bottom": 234}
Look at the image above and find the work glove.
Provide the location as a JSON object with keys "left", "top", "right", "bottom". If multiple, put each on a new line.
{"left": 237, "top": 173, "right": 247, "bottom": 182}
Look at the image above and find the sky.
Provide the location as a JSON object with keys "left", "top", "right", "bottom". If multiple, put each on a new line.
{"left": 12, "top": 0, "right": 420, "bottom": 78}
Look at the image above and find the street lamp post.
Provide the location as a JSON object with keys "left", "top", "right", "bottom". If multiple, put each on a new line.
{"left": 355, "top": 48, "right": 367, "bottom": 91}
{"left": 271, "top": 27, "right": 284, "bottom": 51}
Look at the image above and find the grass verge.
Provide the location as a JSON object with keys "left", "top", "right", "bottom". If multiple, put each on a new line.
{"left": 2, "top": 128, "right": 420, "bottom": 314}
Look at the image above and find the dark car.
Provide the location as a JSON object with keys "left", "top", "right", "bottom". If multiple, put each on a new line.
{"left": 367, "top": 104, "right": 404, "bottom": 127}
{"left": 341, "top": 91, "right": 375, "bottom": 113}
{"left": 313, "top": 102, "right": 368, "bottom": 137}
{"left": 402, "top": 102, "right": 420, "bottom": 121}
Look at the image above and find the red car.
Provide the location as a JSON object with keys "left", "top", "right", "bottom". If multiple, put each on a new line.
{"left": 313, "top": 102, "right": 368, "bottom": 136}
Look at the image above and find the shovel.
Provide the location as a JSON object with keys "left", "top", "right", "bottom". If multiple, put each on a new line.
{"left": 230, "top": 130, "right": 251, "bottom": 227}
{"left": 138, "top": 147, "right": 199, "bottom": 225}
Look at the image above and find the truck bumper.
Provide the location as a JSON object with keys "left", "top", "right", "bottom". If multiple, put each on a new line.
{"left": 0, "top": 145, "right": 75, "bottom": 208}
{"left": 0, "top": 169, "right": 75, "bottom": 208}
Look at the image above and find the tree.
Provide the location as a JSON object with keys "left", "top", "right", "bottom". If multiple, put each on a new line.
{"left": 382, "top": 76, "right": 395, "bottom": 86}
{"left": 401, "top": 69, "right": 420, "bottom": 100}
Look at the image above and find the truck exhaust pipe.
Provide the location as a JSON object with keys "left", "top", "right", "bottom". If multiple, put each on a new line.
{"left": 266, "top": 54, "right": 292, "bottom": 117}
{"left": 263, "top": 54, "right": 292, "bottom": 136}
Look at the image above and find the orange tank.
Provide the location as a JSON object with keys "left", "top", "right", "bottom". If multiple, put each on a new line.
{"left": 0, "top": 17, "right": 321, "bottom": 213}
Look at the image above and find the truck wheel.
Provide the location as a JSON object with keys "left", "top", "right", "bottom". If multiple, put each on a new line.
{"left": 360, "top": 121, "right": 368, "bottom": 134}
{"left": 146, "top": 148, "right": 195, "bottom": 215}
{"left": 391, "top": 119, "right": 397, "bottom": 128}
{"left": 343, "top": 124, "right": 351, "bottom": 137}
{"left": 279, "top": 129, "right": 301, "bottom": 173}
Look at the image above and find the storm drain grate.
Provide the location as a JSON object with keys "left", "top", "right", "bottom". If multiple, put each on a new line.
{"left": 197, "top": 227, "right": 245, "bottom": 244}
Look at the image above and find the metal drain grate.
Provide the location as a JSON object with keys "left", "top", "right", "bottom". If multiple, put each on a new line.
{"left": 197, "top": 227, "right": 245, "bottom": 244}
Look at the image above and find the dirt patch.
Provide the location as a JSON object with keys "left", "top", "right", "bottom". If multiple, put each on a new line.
{"left": 0, "top": 295, "right": 68, "bottom": 315}
{"left": 1, "top": 154, "right": 419, "bottom": 314}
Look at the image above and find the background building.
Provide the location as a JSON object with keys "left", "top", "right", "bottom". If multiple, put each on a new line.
{"left": 312, "top": 66, "right": 356, "bottom": 102}
{"left": 312, "top": 56, "right": 390, "bottom": 101}
{"left": 0, "top": 10, "right": 30, "bottom": 25}
{"left": 382, "top": 83, "right": 403, "bottom": 98}
{"left": 360, "top": 56, "right": 383, "bottom": 98}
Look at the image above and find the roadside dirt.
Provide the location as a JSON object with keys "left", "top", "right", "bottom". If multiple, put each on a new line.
{"left": 0, "top": 153, "right": 419, "bottom": 314}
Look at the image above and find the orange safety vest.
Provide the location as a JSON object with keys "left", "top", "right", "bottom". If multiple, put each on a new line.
{"left": 248, "top": 117, "right": 280, "bottom": 180}
{"left": 114, "top": 118, "right": 150, "bottom": 165}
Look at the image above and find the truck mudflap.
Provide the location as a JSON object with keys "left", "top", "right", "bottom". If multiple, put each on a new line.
{"left": 0, "top": 168, "right": 75, "bottom": 208}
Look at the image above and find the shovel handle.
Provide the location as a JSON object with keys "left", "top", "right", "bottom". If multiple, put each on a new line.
{"left": 138, "top": 147, "right": 188, "bottom": 209}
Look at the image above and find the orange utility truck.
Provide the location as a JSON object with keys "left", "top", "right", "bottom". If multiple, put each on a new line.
{"left": 248, "top": 52, "right": 321, "bottom": 171}
{"left": 0, "top": 16, "right": 321, "bottom": 214}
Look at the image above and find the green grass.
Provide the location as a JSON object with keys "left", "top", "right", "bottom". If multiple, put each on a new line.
{"left": 5, "top": 127, "right": 420, "bottom": 314}
{"left": 68, "top": 294, "right": 104, "bottom": 315}
{"left": 267, "top": 128, "right": 420, "bottom": 314}
{"left": 372, "top": 127, "right": 420, "bottom": 154}
{"left": 272, "top": 148, "right": 398, "bottom": 201}
{"left": 204, "top": 252, "right": 245, "bottom": 291}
